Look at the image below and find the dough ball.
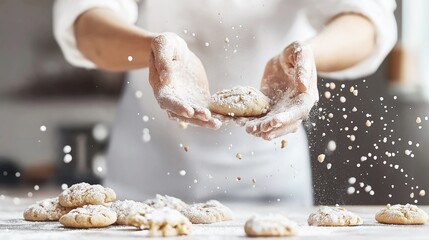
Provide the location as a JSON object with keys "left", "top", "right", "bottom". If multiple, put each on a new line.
{"left": 209, "top": 86, "right": 270, "bottom": 117}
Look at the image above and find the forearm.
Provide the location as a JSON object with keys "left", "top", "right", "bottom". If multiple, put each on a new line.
{"left": 74, "top": 8, "right": 156, "bottom": 71}
{"left": 307, "top": 13, "right": 376, "bottom": 72}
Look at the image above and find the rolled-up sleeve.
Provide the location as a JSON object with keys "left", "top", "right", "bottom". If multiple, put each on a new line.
{"left": 53, "top": 0, "right": 139, "bottom": 68}
{"left": 303, "top": 0, "right": 397, "bottom": 79}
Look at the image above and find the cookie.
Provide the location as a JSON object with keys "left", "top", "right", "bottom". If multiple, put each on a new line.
{"left": 127, "top": 207, "right": 192, "bottom": 237}
{"left": 59, "top": 205, "right": 117, "bottom": 228}
{"left": 209, "top": 86, "right": 270, "bottom": 117}
{"left": 180, "top": 200, "right": 232, "bottom": 224}
{"left": 105, "top": 200, "right": 153, "bottom": 225}
{"left": 23, "top": 197, "right": 72, "bottom": 221}
{"left": 58, "top": 182, "right": 116, "bottom": 208}
{"left": 244, "top": 214, "right": 299, "bottom": 237}
{"left": 307, "top": 206, "right": 363, "bottom": 226}
{"left": 375, "top": 204, "right": 429, "bottom": 225}
{"left": 144, "top": 194, "right": 187, "bottom": 211}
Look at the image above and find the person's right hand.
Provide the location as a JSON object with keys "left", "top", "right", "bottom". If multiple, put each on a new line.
{"left": 149, "top": 33, "right": 221, "bottom": 129}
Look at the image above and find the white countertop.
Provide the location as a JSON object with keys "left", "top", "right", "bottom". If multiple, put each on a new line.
{"left": 1, "top": 197, "right": 428, "bottom": 240}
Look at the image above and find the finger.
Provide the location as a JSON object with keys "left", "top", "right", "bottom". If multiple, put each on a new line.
{"left": 158, "top": 91, "right": 195, "bottom": 118}
{"left": 260, "top": 120, "right": 302, "bottom": 140}
{"left": 211, "top": 113, "right": 233, "bottom": 123}
{"left": 261, "top": 119, "right": 275, "bottom": 132}
{"left": 266, "top": 96, "right": 313, "bottom": 128}
{"left": 245, "top": 120, "right": 262, "bottom": 134}
{"left": 168, "top": 112, "right": 222, "bottom": 130}
{"left": 190, "top": 104, "right": 211, "bottom": 121}
{"left": 234, "top": 116, "right": 254, "bottom": 127}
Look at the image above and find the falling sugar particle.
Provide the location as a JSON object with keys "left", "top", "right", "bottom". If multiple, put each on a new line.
{"left": 348, "top": 177, "right": 356, "bottom": 184}
{"left": 326, "top": 163, "right": 332, "bottom": 170}
{"left": 128, "top": 56, "right": 133, "bottom": 62}
{"left": 179, "top": 170, "right": 186, "bottom": 176}
{"left": 340, "top": 96, "right": 346, "bottom": 103}
{"left": 40, "top": 125, "right": 47, "bottom": 132}
{"left": 352, "top": 107, "right": 357, "bottom": 112}
{"left": 252, "top": 178, "right": 256, "bottom": 184}
{"left": 224, "top": 37, "right": 230, "bottom": 43}
{"left": 410, "top": 192, "right": 415, "bottom": 198}
{"left": 419, "top": 190, "right": 426, "bottom": 197}
{"left": 61, "top": 184, "right": 68, "bottom": 190}
{"left": 324, "top": 91, "right": 331, "bottom": 99}
{"left": 204, "top": 42, "right": 210, "bottom": 47}
{"left": 327, "top": 140, "right": 336, "bottom": 152}
{"left": 236, "top": 153, "right": 242, "bottom": 160}
{"left": 369, "top": 190, "right": 375, "bottom": 196}
{"left": 347, "top": 186, "right": 355, "bottom": 194}
{"left": 353, "top": 90, "right": 358, "bottom": 96}
{"left": 365, "top": 185, "right": 372, "bottom": 192}
{"left": 135, "top": 91, "right": 143, "bottom": 98}
{"left": 329, "top": 82, "right": 336, "bottom": 90}
{"left": 63, "top": 145, "right": 72, "bottom": 153}
{"left": 64, "top": 154, "right": 72, "bottom": 163}
{"left": 317, "top": 154, "right": 325, "bottom": 163}
{"left": 34, "top": 185, "right": 40, "bottom": 191}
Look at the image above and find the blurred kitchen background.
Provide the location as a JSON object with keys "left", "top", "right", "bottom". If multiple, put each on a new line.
{"left": 1, "top": 0, "right": 429, "bottom": 205}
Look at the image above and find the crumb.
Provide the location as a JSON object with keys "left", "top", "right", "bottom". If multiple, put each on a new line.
{"left": 236, "top": 153, "right": 242, "bottom": 160}
{"left": 416, "top": 117, "right": 422, "bottom": 124}
{"left": 183, "top": 146, "right": 189, "bottom": 152}
{"left": 317, "top": 154, "right": 325, "bottom": 163}
{"left": 281, "top": 140, "right": 287, "bottom": 149}
{"left": 179, "top": 122, "right": 188, "bottom": 129}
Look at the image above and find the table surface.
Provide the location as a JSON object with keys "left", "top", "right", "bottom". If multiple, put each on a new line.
{"left": 1, "top": 197, "right": 428, "bottom": 240}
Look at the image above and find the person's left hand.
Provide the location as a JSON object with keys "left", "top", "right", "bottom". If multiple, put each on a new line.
{"left": 244, "top": 41, "right": 319, "bottom": 140}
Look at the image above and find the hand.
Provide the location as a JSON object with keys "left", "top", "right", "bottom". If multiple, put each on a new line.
{"left": 245, "top": 41, "right": 319, "bottom": 140}
{"left": 149, "top": 33, "right": 221, "bottom": 129}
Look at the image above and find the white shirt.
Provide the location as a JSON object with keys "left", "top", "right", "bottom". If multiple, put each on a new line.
{"left": 53, "top": 0, "right": 397, "bottom": 205}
